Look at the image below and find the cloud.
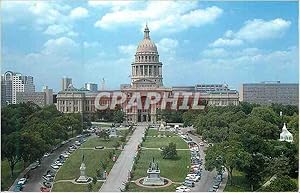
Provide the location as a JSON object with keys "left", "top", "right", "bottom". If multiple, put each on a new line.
{"left": 44, "top": 24, "right": 70, "bottom": 35}
{"left": 94, "top": 1, "right": 222, "bottom": 33}
{"left": 83, "top": 41, "right": 101, "bottom": 48}
{"left": 69, "top": 7, "right": 89, "bottom": 19}
{"left": 157, "top": 38, "right": 179, "bottom": 53}
{"left": 236, "top": 18, "right": 291, "bottom": 41}
{"left": 88, "top": 1, "right": 135, "bottom": 11}
{"left": 210, "top": 18, "right": 291, "bottom": 47}
{"left": 118, "top": 44, "right": 136, "bottom": 55}
{"left": 42, "top": 37, "right": 78, "bottom": 56}
{"left": 210, "top": 38, "right": 243, "bottom": 47}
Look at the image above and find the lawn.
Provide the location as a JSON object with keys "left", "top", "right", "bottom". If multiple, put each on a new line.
{"left": 132, "top": 149, "right": 190, "bottom": 182}
{"left": 1, "top": 159, "right": 26, "bottom": 191}
{"left": 52, "top": 181, "right": 103, "bottom": 192}
{"left": 224, "top": 169, "right": 251, "bottom": 192}
{"left": 147, "top": 129, "right": 175, "bottom": 137}
{"left": 143, "top": 136, "right": 188, "bottom": 149}
{"left": 80, "top": 137, "right": 122, "bottom": 148}
{"left": 127, "top": 182, "right": 179, "bottom": 192}
{"left": 54, "top": 149, "right": 120, "bottom": 181}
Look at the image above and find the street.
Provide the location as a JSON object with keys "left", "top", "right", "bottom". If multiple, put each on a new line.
{"left": 9, "top": 137, "right": 78, "bottom": 192}
{"left": 100, "top": 125, "right": 147, "bottom": 192}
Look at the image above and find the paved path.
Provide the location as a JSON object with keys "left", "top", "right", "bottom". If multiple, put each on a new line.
{"left": 100, "top": 125, "right": 147, "bottom": 192}
{"left": 141, "top": 147, "right": 190, "bottom": 151}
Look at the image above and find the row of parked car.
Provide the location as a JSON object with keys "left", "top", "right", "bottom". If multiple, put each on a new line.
{"left": 40, "top": 135, "right": 88, "bottom": 192}
{"left": 176, "top": 135, "right": 203, "bottom": 192}
{"left": 208, "top": 172, "right": 224, "bottom": 192}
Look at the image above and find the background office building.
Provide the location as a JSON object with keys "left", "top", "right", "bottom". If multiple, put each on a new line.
{"left": 1, "top": 71, "right": 35, "bottom": 105}
{"left": 61, "top": 77, "right": 72, "bottom": 91}
{"left": 240, "top": 81, "right": 299, "bottom": 106}
{"left": 84, "top": 83, "right": 98, "bottom": 92}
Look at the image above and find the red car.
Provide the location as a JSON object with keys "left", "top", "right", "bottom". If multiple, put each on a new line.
{"left": 40, "top": 187, "right": 50, "bottom": 192}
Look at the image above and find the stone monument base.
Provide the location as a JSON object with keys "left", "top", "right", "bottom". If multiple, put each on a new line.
{"left": 142, "top": 177, "right": 164, "bottom": 186}
{"left": 76, "top": 176, "right": 91, "bottom": 183}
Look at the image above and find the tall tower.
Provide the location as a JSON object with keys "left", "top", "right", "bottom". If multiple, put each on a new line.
{"left": 61, "top": 77, "right": 72, "bottom": 91}
{"left": 131, "top": 25, "right": 163, "bottom": 88}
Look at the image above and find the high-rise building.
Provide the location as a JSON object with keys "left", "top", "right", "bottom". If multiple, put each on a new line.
{"left": 84, "top": 83, "right": 98, "bottom": 92}
{"left": 61, "top": 77, "right": 72, "bottom": 91}
{"left": 1, "top": 71, "right": 35, "bottom": 105}
{"left": 240, "top": 81, "right": 299, "bottom": 106}
{"left": 43, "top": 86, "right": 53, "bottom": 105}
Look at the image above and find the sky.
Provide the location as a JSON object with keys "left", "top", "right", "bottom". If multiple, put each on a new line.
{"left": 1, "top": 0, "right": 299, "bottom": 93}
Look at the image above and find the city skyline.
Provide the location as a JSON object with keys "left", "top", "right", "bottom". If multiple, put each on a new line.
{"left": 2, "top": 1, "right": 299, "bottom": 92}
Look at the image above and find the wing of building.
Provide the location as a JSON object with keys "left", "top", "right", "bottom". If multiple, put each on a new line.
{"left": 56, "top": 25, "right": 239, "bottom": 123}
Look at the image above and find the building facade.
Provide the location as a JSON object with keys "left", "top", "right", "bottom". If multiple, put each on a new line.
{"left": 16, "top": 92, "right": 46, "bottom": 107}
{"left": 240, "top": 81, "right": 299, "bottom": 106}
{"left": 1, "top": 71, "right": 35, "bottom": 105}
{"left": 43, "top": 86, "right": 54, "bottom": 105}
{"left": 56, "top": 26, "right": 239, "bottom": 123}
{"left": 84, "top": 83, "right": 98, "bottom": 92}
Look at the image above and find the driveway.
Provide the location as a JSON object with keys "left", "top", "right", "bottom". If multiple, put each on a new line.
{"left": 100, "top": 125, "right": 147, "bottom": 192}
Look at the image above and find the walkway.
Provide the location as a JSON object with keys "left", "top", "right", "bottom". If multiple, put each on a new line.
{"left": 140, "top": 147, "right": 190, "bottom": 151}
{"left": 99, "top": 125, "right": 147, "bottom": 192}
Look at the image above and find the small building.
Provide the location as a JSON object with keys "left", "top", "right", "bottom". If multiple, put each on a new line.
{"left": 279, "top": 123, "right": 293, "bottom": 143}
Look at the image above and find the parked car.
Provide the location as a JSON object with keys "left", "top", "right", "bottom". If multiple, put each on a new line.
{"left": 40, "top": 187, "right": 50, "bottom": 192}
{"left": 14, "top": 184, "right": 23, "bottom": 192}
{"left": 176, "top": 185, "right": 191, "bottom": 192}
{"left": 42, "top": 176, "right": 53, "bottom": 182}
{"left": 56, "top": 162, "right": 63, "bottom": 166}
{"left": 199, "top": 142, "right": 204, "bottom": 146}
{"left": 17, "top": 178, "right": 27, "bottom": 185}
{"left": 51, "top": 164, "right": 59, "bottom": 169}
{"left": 95, "top": 146, "right": 104, "bottom": 149}
{"left": 208, "top": 187, "right": 217, "bottom": 192}
{"left": 43, "top": 152, "right": 50, "bottom": 158}
{"left": 43, "top": 181, "right": 52, "bottom": 188}
{"left": 183, "top": 180, "right": 195, "bottom": 187}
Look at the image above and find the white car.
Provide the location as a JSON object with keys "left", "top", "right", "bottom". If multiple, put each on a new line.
{"left": 56, "top": 162, "right": 63, "bottom": 166}
{"left": 17, "top": 178, "right": 27, "bottom": 185}
{"left": 199, "top": 142, "right": 204, "bottom": 146}
{"left": 176, "top": 186, "right": 191, "bottom": 192}
{"left": 43, "top": 152, "right": 50, "bottom": 157}
{"left": 51, "top": 164, "right": 59, "bottom": 169}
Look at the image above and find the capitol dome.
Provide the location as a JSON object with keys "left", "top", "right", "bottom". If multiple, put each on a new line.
{"left": 136, "top": 25, "right": 157, "bottom": 53}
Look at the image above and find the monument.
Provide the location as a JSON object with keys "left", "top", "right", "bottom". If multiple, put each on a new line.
{"left": 142, "top": 157, "right": 164, "bottom": 186}
{"left": 109, "top": 127, "right": 117, "bottom": 138}
{"left": 76, "top": 154, "right": 90, "bottom": 183}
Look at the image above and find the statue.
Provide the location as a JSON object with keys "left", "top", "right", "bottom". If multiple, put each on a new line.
{"left": 142, "top": 157, "right": 164, "bottom": 186}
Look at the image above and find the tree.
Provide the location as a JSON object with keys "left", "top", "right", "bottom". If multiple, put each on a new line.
{"left": 113, "top": 110, "right": 125, "bottom": 123}
{"left": 251, "top": 106, "right": 280, "bottom": 125}
{"left": 161, "top": 142, "right": 177, "bottom": 159}
{"left": 205, "top": 140, "right": 251, "bottom": 185}
{"left": 98, "top": 129, "right": 109, "bottom": 140}
{"left": 262, "top": 175, "right": 297, "bottom": 192}
{"left": 2, "top": 132, "right": 22, "bottom": 177}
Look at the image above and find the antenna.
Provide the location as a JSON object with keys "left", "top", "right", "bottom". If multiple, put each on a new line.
{"left": 101, "top": 78, "right": 105, "bottom": 90}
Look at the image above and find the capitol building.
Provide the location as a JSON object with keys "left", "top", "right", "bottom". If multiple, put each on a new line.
{"left": 56, "top": 25, "right": 239, "bottom": 123}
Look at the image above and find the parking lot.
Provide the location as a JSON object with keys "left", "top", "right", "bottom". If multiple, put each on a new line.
{"left": 10, "top": 134, "right": 93, "bottom": 192}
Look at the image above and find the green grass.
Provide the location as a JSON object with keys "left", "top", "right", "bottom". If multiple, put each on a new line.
{"left": 132, "top": 149, "right": 190, "bottom": 182}
{"left": 224, "top": 169, "right": 251, "bottom": 192}
{"left": 80, "top": 137, "right": 122, "bottom": 148}
{"left": 1, "top": 159, "right": 25, "bottom": 191}
{"left": 143, "top": 136, "right": 188, "bottom": 149}
{"left": 127, "top": 182, "right": 179, "bottom": 192}
{"left": 54, "top": 149, "right": 120, "bottom": 181}
{"left": 52, "top": 181, "right": 103, "bottom": 192}
{"left": 147, "top": 129, "right": 175, "bottom": 137}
